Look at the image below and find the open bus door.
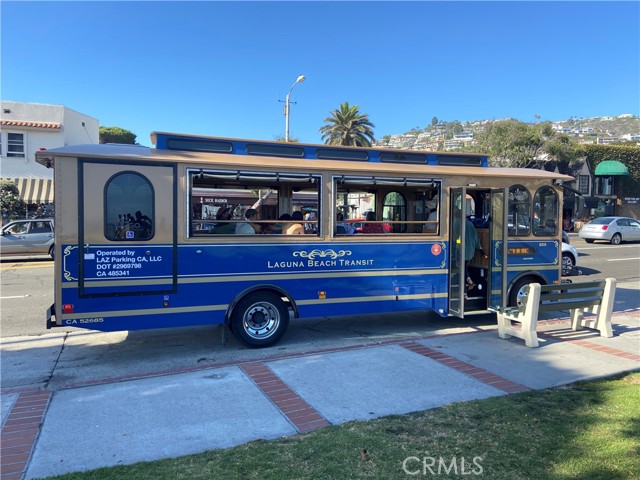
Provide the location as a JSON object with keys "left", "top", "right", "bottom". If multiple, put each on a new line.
{"left": 449, "top": 187, "right": 467, "bottom": 317}
{"left": 77, "top": 160, "right": 177, "bottom": 297}
{"left": 489, "top": 188, "right": 508, "bottom": 310}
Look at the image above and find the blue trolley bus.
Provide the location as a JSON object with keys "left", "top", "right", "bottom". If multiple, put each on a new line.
{"left": 36, "top": 132, "right": 573, "bottom": 346}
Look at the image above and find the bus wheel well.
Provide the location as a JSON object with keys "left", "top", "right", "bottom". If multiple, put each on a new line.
{"left": 227, "top": 286, "right": 296, "bottom": 327}
{"left": 228, "top": 289, "right": 292, "bottom": 348}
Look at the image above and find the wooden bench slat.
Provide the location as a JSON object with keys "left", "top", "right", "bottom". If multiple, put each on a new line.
{"left": 540, "top": 290, "right": 604, "bottom": 301}
{"left": 538, "top": 299, "right": 602, "bottom": 312}
{"left": 538, "top": 281, "right": 606, "bottom": 292}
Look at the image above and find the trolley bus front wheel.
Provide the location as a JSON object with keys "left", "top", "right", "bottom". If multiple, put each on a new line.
{"left": 230, "top": 292, "right": 290, "bottom": 348}
{"left": 509, "top": 276, "right": 537, "bottom": 308}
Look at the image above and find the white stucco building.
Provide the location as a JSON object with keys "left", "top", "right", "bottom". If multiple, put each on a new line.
{"left": 1, "top": 101, "right": 99, "bottom": 204}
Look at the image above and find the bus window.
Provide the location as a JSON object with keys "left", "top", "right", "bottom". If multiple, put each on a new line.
{"left": 334, "top": 176, "right": 440, "bottom": 235}
{"left": 508, "top": 184, "right": 531, "bottom": 236}
{"left": 105, "top": 172, "right": 154, "bottom": 241}
{"left": 189, "top": 170, "right": 320, "bottom": 236}
{"left": 383, "top": 192, "right": 407, "bottom": 233}
{"left": 533, "top": 186, "right": 559, "bottom": 236}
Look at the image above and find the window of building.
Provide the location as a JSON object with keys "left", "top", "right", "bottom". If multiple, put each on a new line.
{"left": 532, "top": 186, "right": 558, "bottom": 236}
{"left": 7, "top": 133, "right": 25, "bottom": 157}
{"left": 578, "top": 175, "right": 589, "bottom": 194}
{"left": 104, "top": 172, "right": 154, "bottom": 241}
{"left": 508, "top": 184, "right": 531, "bottom": 236}
{"left": 595, "top": 176, "right": 614, "bottom": 195}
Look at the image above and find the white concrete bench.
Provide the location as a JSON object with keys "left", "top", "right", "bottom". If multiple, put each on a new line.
{"left": 494, "top": 278, "right": 616, "bottom": 348}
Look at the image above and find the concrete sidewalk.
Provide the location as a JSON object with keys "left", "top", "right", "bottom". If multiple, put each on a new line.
{"left": 1, "top": 309, "right": 637, "bottom": 480}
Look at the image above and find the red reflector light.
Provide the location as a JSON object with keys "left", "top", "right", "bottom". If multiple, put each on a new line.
{"left": 62, "top": 304, "right": 74, "bottom": 314}
{"left": 602, "top": 226, "right": 608, "bottom": 231}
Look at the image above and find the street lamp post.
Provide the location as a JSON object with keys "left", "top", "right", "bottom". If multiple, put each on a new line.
{"left": 284, "top": 74, "right": 306, "bottom": 142}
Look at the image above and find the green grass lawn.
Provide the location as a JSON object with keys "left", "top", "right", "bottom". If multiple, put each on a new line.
{"left": 43, "top": 372, "right": 639, "bottom": 480}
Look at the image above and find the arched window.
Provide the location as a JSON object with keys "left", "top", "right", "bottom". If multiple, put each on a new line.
{"left": 105, "top": 172, "right": 154, "bottom": 241}
{"left": 383, "top": 191, "right": 406, "bottom": 233}
{"left": 533, "top": 186, "right": 559, "bottom": 236}
{"left": 508, "top": 185, "right": 531, "bottom": 236}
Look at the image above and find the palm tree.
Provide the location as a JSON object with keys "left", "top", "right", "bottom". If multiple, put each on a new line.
{"left": 319, "top": 102, "right": 375, "bottom": 147}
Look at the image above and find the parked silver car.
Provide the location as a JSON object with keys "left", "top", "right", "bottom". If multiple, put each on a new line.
{"left": 578, "top": 216, "right": 640, "bottom": 245}
{"left": 0, "top": 218, "right": 55, "bottom": 259}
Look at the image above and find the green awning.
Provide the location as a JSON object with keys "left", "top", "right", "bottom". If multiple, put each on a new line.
{"left": 594, "top": 160, "right": 629, "bottom": 176}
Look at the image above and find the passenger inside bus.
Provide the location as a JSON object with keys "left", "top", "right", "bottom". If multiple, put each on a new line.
{"left": 541, "top": 218, "right": 557, "bottom": 235}
{"left": 235, "top": 209, "right": 259, "bottom": 235}
{"left": 285, "top": 211, "right": 305, "bottom": 235}
{"left": 213, "top": 207, "right": 236, "bottom": 234}
{"left": 267, "top": 213, "right": 291, "bottom": 234}
{"left": 133, "top": 211, "right": 153, "bottom": 239}
{"left": 424, "top": 199, "right": 438, "bottom": 233}
{"left": 336, "top": 212, "right": 355, "bottom": 235}
{"left": 362, "top": 211, "right": 386, "bottom": 234}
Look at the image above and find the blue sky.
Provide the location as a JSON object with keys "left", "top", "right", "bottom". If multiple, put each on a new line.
{"left": 2, "top": 1, "right": 639, "bottom": 146}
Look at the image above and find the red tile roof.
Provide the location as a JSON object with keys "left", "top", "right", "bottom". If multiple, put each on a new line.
{"left": 1, "top": 120, "right": 61, "bottom": 129}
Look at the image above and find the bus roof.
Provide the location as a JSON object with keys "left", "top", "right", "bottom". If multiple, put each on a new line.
{"left": 35, "top": 134, "right": 574, "bottom": 182}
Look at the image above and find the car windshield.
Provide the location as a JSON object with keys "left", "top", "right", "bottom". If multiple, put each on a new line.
{"left": 590, "top": 217, "right": 614, "bottom": 225}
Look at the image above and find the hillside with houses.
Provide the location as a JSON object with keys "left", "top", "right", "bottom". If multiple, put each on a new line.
{"left": 374, "top": 114, "right": 640, "bottom": 151}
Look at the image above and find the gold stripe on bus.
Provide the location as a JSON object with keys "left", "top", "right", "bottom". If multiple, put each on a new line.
{"left": 180, "top": 268, "right": 445, "bottom": 284}
{"left": 298, "top": 292, "right": 448, "bottom": 306}
{"left": 61, "top": 303, "right": 229, "bottom": 320}
{"left": 61, "top": 268, "right": 447, "bottom": 289}
{"left": 506, "top": 265, "right": 559, "bottom": 272}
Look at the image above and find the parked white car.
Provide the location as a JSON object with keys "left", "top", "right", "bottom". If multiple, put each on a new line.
{"left": 579, "top": 216, "right": 640, "bottom": 244}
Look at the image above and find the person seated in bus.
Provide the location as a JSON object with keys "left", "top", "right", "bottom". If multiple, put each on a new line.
{"left": 213, "top": 207, "right": 236, "bottom": 234}
{"left": 362, "top": 211, "right": 386, "bottom": 234}
{"left": 264, "top": 213, "right": 291, "bottom": 234}
{"left": 285, "top": 211, "right": 305, "bottom": 235}
{"left": 134, "top": 211, "right": 152, "bottom": 237}
{"left": 541, "top": 218, "right": 557, "bottom": 235}
{"left": 424, "top": 200, "right": 438, "bottom": 233}
{"left": 235, "top": 208, "right": 259, "bottom": 235}
{"left": 336, "top": 212, "right": 355, "bottom": 234}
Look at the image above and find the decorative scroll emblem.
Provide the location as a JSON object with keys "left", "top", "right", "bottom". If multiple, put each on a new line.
{"left": 63, "top": 245, "right": 78, "bottom": 281}
{"left": 293, "top": 249, "right": 352, "bottom": 260}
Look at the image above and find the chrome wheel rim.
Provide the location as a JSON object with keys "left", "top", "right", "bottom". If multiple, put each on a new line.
{"left": 242, "top": 302, "right": 281, "bottom": 340}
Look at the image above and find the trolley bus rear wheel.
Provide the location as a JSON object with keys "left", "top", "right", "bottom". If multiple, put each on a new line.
{"left": 230, "top": 292, "right": 289, "bottom": 348}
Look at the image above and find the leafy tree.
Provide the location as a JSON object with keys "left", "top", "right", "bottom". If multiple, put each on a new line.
{"left": 475, "top": 119, "right": 579, "bottom": 168}
{"left": 431, "top": 116, "right": 438, "bottom": 126}
{"left": 99, "top": 126, "right": 137, "bottom": 144}
{"left": 319, "top": 102, "right": 375, "bottom": 147}
{"left": 0, "top": 180, "right": 27, "bottom": 221}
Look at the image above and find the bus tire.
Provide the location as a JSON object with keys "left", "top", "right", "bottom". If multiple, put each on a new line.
{"left": 509, "top": 276, "right": 536, "bottom": 308}
{"left": 230, "top": 292, "right": 289, "bottom": 348}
